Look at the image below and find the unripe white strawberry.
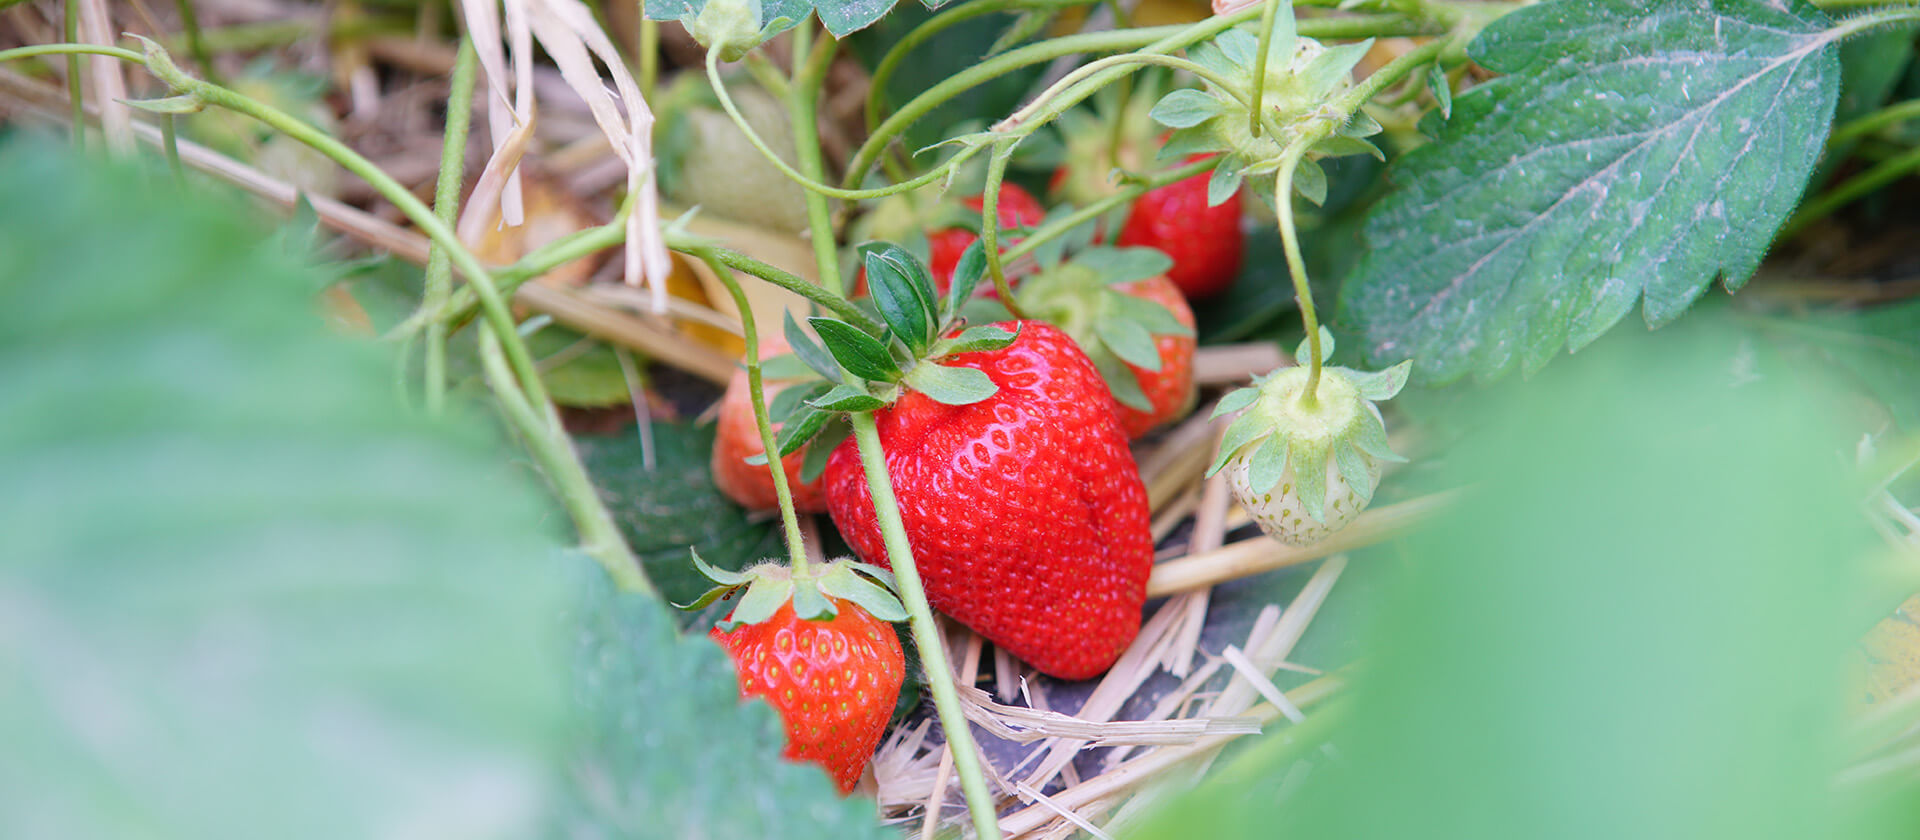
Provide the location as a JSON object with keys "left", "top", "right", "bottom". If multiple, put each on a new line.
{"left": 1209, "top": 330, "right": 1410, "bottom": 547}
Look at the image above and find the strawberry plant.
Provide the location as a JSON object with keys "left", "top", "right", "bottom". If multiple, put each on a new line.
{"left": 12, "top": 0, "right": 1920, "bottom": 837}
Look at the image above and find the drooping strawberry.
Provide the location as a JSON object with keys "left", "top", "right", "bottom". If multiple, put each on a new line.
{"left": 767, "top": 244, "right": 1155, "bottom": 681}
{"left": 1013, "top": 246, "right": 1197, "bottom": 437}
{"left": 1049, "top": 97, "right": 1245, "bottom": 300}
{"left": 711, "top": 334, "right": 830, "bottom": 513}
{"left": 851, "top": 183, "right": 1045, "bottom": 296}
{"left": 689, "top": 555, "right": 907, "bottom": 794}
{"left": 1209, "top": 330, "right": 1412, "bottom": 546}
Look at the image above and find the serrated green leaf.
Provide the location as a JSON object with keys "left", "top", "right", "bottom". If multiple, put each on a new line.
{"left": 1097, "top": 316, "right": 1164, "bottom": 371}
{"left": 785, "top": 311, "right": 843, "bottom": 384}
{"left": 1339, "top": 0, "right": 1842, "bottom": 385}
{"left": 1151, "top": 89, "right": 1225, "bottom": 128}
{"left": 643, "top": 0, "right": 811, "bottom": 39}
{"left": 1427, "top": 63, "right": 1452, "bottom": 119}
{"left": 808, "top": 383, "right": 889, "bottom": 412}
{"left": 0, "top": 144, "right": 570, "bottom": 839}
{"left": 861, "top": 243, "right": 936, "bottom": 352}
{"left": 811, "top": 317, "right": 901, "bottom": 382}
{"left": 560, "top": 579, "right": 897, "bottom": 838}
{"left": 1092, "top": 349, "right": 1154, "bottom": 413}
{"left": 903, "top": 362, "right": 997, "bottom": 405}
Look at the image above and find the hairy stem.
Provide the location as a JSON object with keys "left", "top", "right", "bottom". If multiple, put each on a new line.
{"left": 702, "top": 254, "right": 811, "bottom": 574}
{"left": 849, "top": 413, "right": 1002, "bottom": 840}
{"left": 1248, "top": 0, "right": 1278, "bottom": 139}
{"left": 421, "top": 39, "right": 478, "bottom": 416}
{"left": 789, "top": 24, "right": 841, "bottom": 291}
{"left": 980, "top": 139, "right": 1026, "bottom": 316}
{"left": 1273, "top": 150, "right": 1321, "bottom": 403}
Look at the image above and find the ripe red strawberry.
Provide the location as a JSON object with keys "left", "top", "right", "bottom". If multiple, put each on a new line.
{"left": 710, "top": 595, "right": 905, "bottom": 793}
{"left": 853, "top": 183, "right": 1045, "bottom": 297}
{"left": 1115, "top": 170, "right": 1244, "bottom": 300}
{"left": 711, "top": 336, "right": 828, "bottom": 513}
{"left": 821, "top": 321, "right": 1155, "bottom": 680}
{"left": 1014, "top": 246, "right": 1197, "bottom": 437}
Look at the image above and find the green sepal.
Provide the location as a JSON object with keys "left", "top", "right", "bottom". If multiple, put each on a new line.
{"left": 1257, "top": 0, "right": 1298, "bottom": 62}
{"left": 785, "top": 311, "right": 843, "bottom": 384}
{"left": 1096, "top": 316, "right": 1163, "bottom": 372}
{"left": 1334, "top": 441, "right": 1375, "bottom": 505}
{"left": 1209, "top": 409, "right": 1268, "bottom": 476}
{"left": 947, "top": 240, "right": 988, "bottom": 318}
{"left": 859, "top": 243, "right": 937, "bottom": 353}
{"left": 1314, "top": 134, "right": 1385, "bottom": 161}
{"left": 1244, "top": 433, "right": 1290, "bottom": 497}
{"left": 1353, "top": 407, "right": 1406, "bottom": 464}
{"left": 769, "top": 380, "right": 832, "bottom": 426}
{"left": 810, "top": 317, "right": 901, "bottom": 383}
{"left": 1301, "top": 39, "right": 1372, "bottom": 96}
{"left": 1292, "top": 437, "right": 1331, "bottom": 524}
{"left": 1294, "top": 326, "right": 1335, "bottom": 365}
{"left": 790, "top": 578, "right": 836, "bottom": 621}
{"left": 815, "top": 561, "right": 908, "bottom": 623}
{"left": 798, "top": 417, "right": 852, "bottom": 483}
{"left": 121, "top": 94, "right": 205, "bottom": 115}
{"left": 1187, "top": 38, "right": 1239, "bottom": 79}
{"left": 844, "top": 560, "right": 897, "bottom": 589}
{"left": 692, "top": 547, "right": 753, "bottom": 586}
{"left": 808, "top": 383, "right": 888, "bottom": 412}
{"left": 1092, "top": 349, "right": 1153, "bottom": 413}
{"left": 904, "top": 363, "right": 997, "bottom": 406}
{"left": 960, "top": 296, "right": 1017, "bottom": 326}
{"left": 1161, "top": 125, "right": 1222, "bottom": 160}
{"left": 1427, "top": 62, "right": 1453, "bottom": 119}
{"left": 1341, "top": 109, "right": 1384, "bottom": 139}
{"left": 773, "top": 406, "right": 831, "bottom": 457}
{"left": 1215, "top": 27, "right": 1258, "bottom": 67}
{"left": 722, "top": 574, "right": 795, "bottom": 630}
{"left": 1349, "top": 358, "right": 1413, "bottom": 401}
{"left": 1076, "top": 246, "right": 1174, "bottom": 285}
{"left": 757, "top": 352, "right": 815, "bottom": 381}
{"left": 1213, "top": 385, "right": 1261, "bottom": 418}
{"left": 1208, "top": 155, "right": 1247, "bottom": 207}
{"left": 1293, "top": 157, "right": 1328, "bottom": 207}
{"left": 1149, "top": 89, "right": 1223, "bottom": 128}
{"left": 1108, "top": 292, "right": 1194, "bottom": 337}
{"left": 932, "top": 324, "right": 1019, "bottom": 357}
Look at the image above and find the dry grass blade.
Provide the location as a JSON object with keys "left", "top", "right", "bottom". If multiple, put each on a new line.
{"left": 1191, "top": 343, "right": 1287, "bottom": 385}
{"left": 77, "top": 0, "right": 130, "bottom": 154}
{"left": 459, "top": 0, "right": 531, "bottom": 226}
{"left": 956, "top": 684, "right": 1260, "bottom": 746}
{"left": 1148, "top": 491, "right": 1459, "bottom": 597}
{"left": 455, "top": 115, "right": 535, "bottom": 246}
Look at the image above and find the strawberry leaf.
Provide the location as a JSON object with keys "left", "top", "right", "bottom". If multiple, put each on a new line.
{"left": 903, "top": 362, "right": 997, "bottom": 406}
{"left": 1338, "top": 0, "right": 1842, "bottom": 385}
{"left": 810, "top": 317, "right": 901, "bottom": 383}
{"left": 860, "top": 242, "right": 936, "bottom": 353}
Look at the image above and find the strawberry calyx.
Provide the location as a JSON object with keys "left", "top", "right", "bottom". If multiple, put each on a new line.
{"left": 764, "top": 241, "right": 1020, "bottom": 462}
{"left": 1150, "top": 15, "right": 1386, "bottom": 207}
{"left": 682, "top": 550, "right": 908, "bottom": 630}
{"left": 1207, "top": 328, "right": 1412, "bottom": 524}
{"left": 1014, "top": 245, "right": 1191, "bottom": 413}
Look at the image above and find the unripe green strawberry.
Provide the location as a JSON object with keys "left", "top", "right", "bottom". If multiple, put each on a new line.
{"left": 1209, "top": 330, "right": 1411, "bottom": 546}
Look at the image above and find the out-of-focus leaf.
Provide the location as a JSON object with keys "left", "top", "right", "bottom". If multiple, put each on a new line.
{"left": 1770, "top": 299, "right": 1920, "bottom": 430}
{"left": 551, "top": 578, "right": 900, "bottom": 838}
{"left": 577, "top": 425, "right": 780, "bottom": 615}
{"left": 1339, "top": 0, "right": 1842, "bottom": 385}
{"left": 0, "top": 141, "right": 570, "bottom": 840}
{"left": 1134, "top": 312, "right": 1890, "bottom": 840}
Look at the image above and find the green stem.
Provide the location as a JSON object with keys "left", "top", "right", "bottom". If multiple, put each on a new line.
{"left": 980, "top": 139, "right": 1027, "bottom": 317}
{"left": 997, "top": 52, "right": 1252, "bottom": 131}
{"left": 849, "top": 413, "right": 1002, "bottom": 840}
{"left": 421, "top": 39, "right": 478, "bottom": 416}
{"left": 480, "top": 329, "right": 653, "bottom": 595}
{"left": 174, "top": 0, "right": 220, "bottom": 85}
{"left": 1248, "top": 0, "right": 1278, "bottom": 139}
{"left": 864, "top": 0, "right": 1093, "bottom": 134}
{"left": 702, "top": 254, "right": 811, "bottom": 573}
{"left": 844, "top": 11, "right": 1435, "bottom": 189}
{"left": 742, "top": 51, "right": 792, "bottom": 100}
{"left": 1830, "top": 96, "right": 1920, "bottom": 148}
{"left": 705, "top": 49, "right": 983, "bottom": 201}
{"left": 1780, "top": 143, "right": 1920, "bottom": 237}
{"left": 789, "top": 24, "right": 842, "bottom": 292}
{"left": 1826, "top": 6, "right": 1920, "bottom": 40}
{"left": 65, "top": 1, "right": 83, "bottom": 150}
{"left": 1273, "top": 150, "right": 1322, "bottom": 404}
{"left": 159, "top": 115, "right": 185, "bottom": 185}
{"left": 639, "top": 18, "right": 659, "bottom": 102}
{"left": 0, "top": 43, "right": 147, "bottom": 64}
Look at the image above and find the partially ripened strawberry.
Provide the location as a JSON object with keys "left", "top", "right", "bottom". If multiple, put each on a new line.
{"left": 690, "top": 556, "right": 908, "bottom": 795}
{"left": 821, "top": 321, "right": 1154, "bottom": 680}
{"left": 1115, "top": 166, "right": 1244, "bottom": 300}
{"left": 1014, "top": 246, "right": 1197, "bottom": 437}
{"left": 711, "top": 335, "right": 829, "bottom": 513}
{"left": 1210, "top": 330, "right": 1412, "bottom": 546}
{"left": 852, "top": 183, "right": 1045, "bottom": 296}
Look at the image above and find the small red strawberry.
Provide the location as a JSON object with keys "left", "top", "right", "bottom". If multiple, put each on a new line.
{"left": 1014, "top": 246, "right": 1197, "bottom": 438}
{"left": 1115, "top": 168, "right": 1244, "bottom": 300}
{"left": 711, "top": 335, "right": 829, "bottom": 513}
{"left": 852, "top": 183, "right": 1045, "bottom": 296}
{"left": 691, "top": 556, "right": 908, "bottom": 795}
{"left": 821, "top": 321, "right": 1154, "bottom": 680}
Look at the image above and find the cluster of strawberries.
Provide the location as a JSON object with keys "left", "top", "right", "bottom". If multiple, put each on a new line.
{"left": 699, "top": 144, "right": 1246, "bottom": 792}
